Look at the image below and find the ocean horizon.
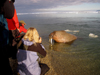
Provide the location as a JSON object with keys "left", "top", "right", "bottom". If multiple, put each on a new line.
{"left": 17, "top": 10, "right": 100, "bottom": 15}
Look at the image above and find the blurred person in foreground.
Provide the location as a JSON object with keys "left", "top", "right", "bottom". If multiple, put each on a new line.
{"left": 0, "top": 0, "right": 14, "bottom": 74}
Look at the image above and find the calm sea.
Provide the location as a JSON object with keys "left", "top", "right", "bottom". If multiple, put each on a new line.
{"left": 18, "top": 13, "right": 100, "bottom": 75}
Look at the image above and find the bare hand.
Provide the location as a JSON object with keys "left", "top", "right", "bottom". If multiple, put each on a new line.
{"left": 39, "top": 37, "right": 42, "bottom": 43}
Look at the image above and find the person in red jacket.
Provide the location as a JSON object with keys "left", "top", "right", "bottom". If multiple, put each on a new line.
{"left": 7, "top": 9, "right": 19, "bottom": 31}
{"left": 19, "top": 20, "right": 27, "bottom": 33}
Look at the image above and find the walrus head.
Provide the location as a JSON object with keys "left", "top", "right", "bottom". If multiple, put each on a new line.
{"left": 49, "top": 32, "right": 55, "bottom": 44}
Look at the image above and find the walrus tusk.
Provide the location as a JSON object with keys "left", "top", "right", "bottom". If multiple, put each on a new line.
{"left": 49, "top": 38, "right": 53, "bottom": 44}
{"left": 50, "top": 38, "right": 53, "bottom": 44}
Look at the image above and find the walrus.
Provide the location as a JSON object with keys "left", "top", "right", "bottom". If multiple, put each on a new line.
{"left": 49, "top": 30, "right": 77, "bottom": 44}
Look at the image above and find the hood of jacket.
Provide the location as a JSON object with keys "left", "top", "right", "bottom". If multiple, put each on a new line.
{"left": 22, "top": 38, "right": 34, "bottom": 46}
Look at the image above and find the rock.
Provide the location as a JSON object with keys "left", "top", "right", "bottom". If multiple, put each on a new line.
{"left": 89, "top": 33, "right": 98, "bottom": 38}
{"left": 49, "top": 30, "right": 77, "bottom": 44}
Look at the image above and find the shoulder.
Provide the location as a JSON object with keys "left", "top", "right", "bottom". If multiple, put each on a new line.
{"left": 28, "top": 43, "right": 45, "bottom": 52}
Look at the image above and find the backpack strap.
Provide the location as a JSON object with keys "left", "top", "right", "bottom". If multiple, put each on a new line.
{"left": 17, "top": 40, "right": 22, "bottom": 49}
{"left": 17, "top": 40, "right": 28, "bottom": 50}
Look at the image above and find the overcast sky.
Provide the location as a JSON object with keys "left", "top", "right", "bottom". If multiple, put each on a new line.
{"left": 14, "top": 0, "right": 100, "bottom": 13}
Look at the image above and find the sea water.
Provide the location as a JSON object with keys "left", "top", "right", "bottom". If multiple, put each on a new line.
{"left": 18, "top": 12, "right": 100, "bottom": 75}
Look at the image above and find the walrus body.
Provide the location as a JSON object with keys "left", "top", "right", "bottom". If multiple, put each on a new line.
{"left": 49, "top": 30, "right": 77, "bottom": 44}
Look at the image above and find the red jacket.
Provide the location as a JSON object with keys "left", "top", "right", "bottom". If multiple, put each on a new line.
{"left": 19, "top": 24, "right": 27, "bottom": 33}
{"left": 6, "top": 9, "right": 19, "bottom": 30}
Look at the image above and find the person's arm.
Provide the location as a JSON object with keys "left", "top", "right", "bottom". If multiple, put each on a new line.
{"left": 19, "top": 26, "right": 27, "bottom": 33}
{"left": 37, "top": 37, "right": 46, "bottom": 57}
{"left": 28, "top": 43, "right": 47, "bottom": 57}
{"left": 37, "top": 43, "right": 46, "bottom": 57}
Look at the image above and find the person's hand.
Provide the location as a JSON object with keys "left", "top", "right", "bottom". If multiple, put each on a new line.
{"left": 17, "top": 28, "right": 20, "bottom": 32}
{"left": 39, "top": 37, "right": 42, "bottom": 43}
